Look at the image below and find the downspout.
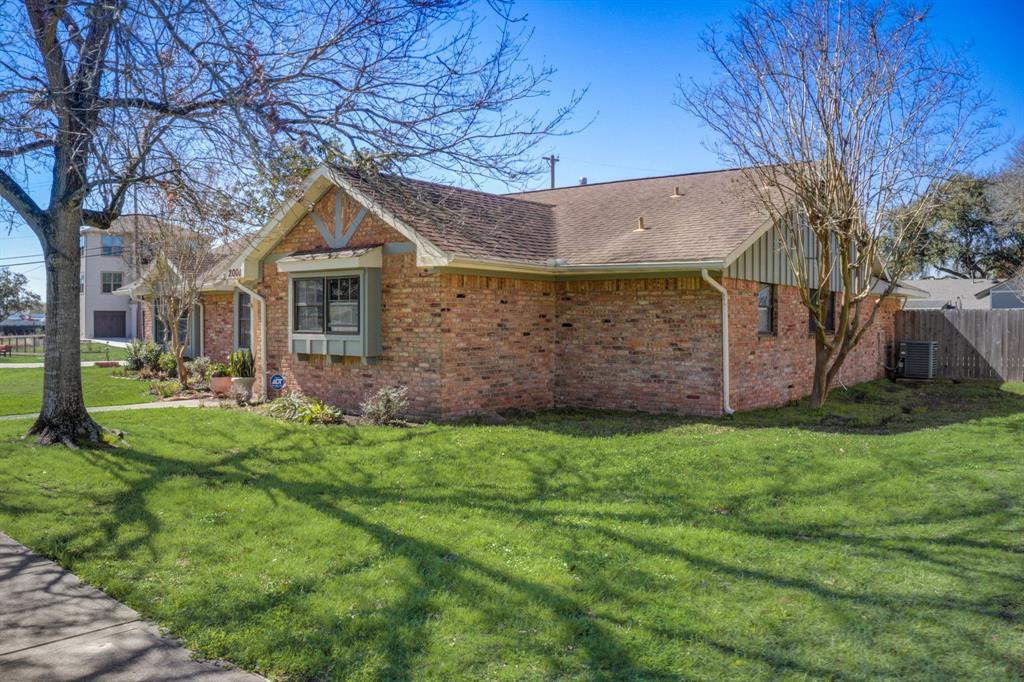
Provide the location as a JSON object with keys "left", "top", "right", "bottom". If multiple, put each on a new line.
{"left": 701, "top": 269, "right": 735, "bottom": 415}
{"left": 234, "top": 281, "right": 267, "bottom": 400}
{"left": 196, "top": 299, "right": 205, "bottom": 357}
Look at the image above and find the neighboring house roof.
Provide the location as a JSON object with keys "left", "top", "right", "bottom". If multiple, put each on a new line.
{"left": 973, "top": 277, "right": 1021, "bottom": 298}
{"left": 903, "top": 278, "right": 997, "bottom": 310}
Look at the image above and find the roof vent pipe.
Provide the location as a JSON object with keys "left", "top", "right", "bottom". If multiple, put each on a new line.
{"left": 634, "top": 217, "right": 646, "bottom": 232}
{"left": 579, "top": 177, "right": 588, "bottom": 186}
{"left": 670, "top": 186, "right": 682, "bottom": 198}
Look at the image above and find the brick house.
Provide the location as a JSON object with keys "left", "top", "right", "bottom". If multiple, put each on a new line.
{"left": 138, "top": 164, "right": 919, "bottom": 419}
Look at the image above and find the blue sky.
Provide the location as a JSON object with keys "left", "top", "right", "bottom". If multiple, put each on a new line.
{"left": 3, "top": 0, "right": 1023, "bottom": 298}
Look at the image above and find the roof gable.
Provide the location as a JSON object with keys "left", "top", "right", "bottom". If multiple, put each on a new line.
{"left": 233, "top": 164, "right": 781, "bottom": 279}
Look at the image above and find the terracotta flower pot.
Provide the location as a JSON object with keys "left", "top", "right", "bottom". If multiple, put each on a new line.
{"left": 230, "top": 376, "right": 257, "bottom": 402}
{"left": 210, "top": 375, "right": 233, "bottom": 396}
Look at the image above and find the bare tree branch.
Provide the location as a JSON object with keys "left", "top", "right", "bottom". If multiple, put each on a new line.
{"left": 678, "top": 0, "right": 1001, "bottom": 407}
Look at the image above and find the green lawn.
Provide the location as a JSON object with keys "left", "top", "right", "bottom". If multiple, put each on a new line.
{"left": 0, "top": 340, "right": 128, "bottom": 363}
{"left": 0, "top": 366, "right": 155, "bottom": 416}
{"left": 0, "top": 381, "right": 1021, "bottom": 680}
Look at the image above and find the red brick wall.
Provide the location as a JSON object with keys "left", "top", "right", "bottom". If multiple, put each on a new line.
{"left": 552, "top": 277, "right": 724, "bottom": 416}
{"left": 210, "top": 186, "right": 903, "bottom": 419}
{"left": 201, "top": 293, "right": 234, "bottom": 363}
{"left": 727, "top": 278, "right": 900, "bottom": 412}
{"left": 440, "top": 274, "right": 556, "bottom": 418}
{"left": 256, "top": 190, "right": 445, "bottom": 418}
{"left": 140, "top": 301, "right": 152, "bottom": 342}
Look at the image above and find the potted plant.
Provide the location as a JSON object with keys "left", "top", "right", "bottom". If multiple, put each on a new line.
{"left": 209, "top": 362, "right": 232, "bottom": 396}
{"left": 228, "top": 350, "right": 256, "bottom": 401}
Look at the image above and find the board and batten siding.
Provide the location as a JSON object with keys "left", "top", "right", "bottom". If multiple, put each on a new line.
{"left": 725, "top": 221, "right": 843, "bottom": 291}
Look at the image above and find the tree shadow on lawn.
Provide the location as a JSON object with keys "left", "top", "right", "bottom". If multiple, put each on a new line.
{"left": 511, "top": 379, "right": 1024, "bottom": 438}
{"left": 23, "top": 419, "right": 1022, "bottom": 681}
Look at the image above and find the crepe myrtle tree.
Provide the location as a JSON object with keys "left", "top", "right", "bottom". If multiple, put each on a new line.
{"left": 0, "top": 0, "right": 579, "bottom": 445}
{"left": 131, "top": 183, "right": 226, "bottom": 389}
{"left": 678, "top": 0, "right": 1000, "bottom": 407}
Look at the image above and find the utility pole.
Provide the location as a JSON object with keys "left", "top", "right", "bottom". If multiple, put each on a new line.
{"left": 543, "top": 154, "right": 559, "bottom": 189}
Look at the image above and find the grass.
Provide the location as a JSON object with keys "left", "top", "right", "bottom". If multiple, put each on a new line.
{"left": 0, "top": 380, "right": 1021, "bottom": 680}
{"left": 0, "top": 340, "right": 128, "bottom": 364}
{"left": 0, "top": 366, "right": 155, "bottom": 416}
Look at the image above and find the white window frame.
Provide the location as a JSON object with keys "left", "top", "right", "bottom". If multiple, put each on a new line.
{"left": 101, "top": 271, "right": 123, "bottom": 294}
{"left": 101, "top": 234, "right": 123, "bottom": 257}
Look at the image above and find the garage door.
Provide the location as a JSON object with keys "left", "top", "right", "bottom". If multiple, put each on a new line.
{"left": 93, "top": 310, "right": 126, "bottom": 338}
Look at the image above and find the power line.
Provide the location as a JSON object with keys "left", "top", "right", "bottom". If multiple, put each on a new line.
{"left": 1, "top": 248, "right": 131, "bottom": 268}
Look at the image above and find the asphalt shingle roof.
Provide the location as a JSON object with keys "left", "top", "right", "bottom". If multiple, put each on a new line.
{"left": 506, "top": 169, "right": 769, "bottom": 265}
{"left": 335, "top": 166, "right": 771, "bottom": 266}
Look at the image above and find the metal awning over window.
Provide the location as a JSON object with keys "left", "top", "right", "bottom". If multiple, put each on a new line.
{"left": 276, "top": 246, "right": 382, "bottom": 273}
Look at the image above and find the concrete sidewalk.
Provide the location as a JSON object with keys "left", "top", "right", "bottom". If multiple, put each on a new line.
{"left": 0, "top": 360, "right": 127, "bottom": 369}
{"left": 0, "top": 399, "right": 212, "bottom": 421}
{"left": 0, "top": 533, "right": 263, "bottom": 681}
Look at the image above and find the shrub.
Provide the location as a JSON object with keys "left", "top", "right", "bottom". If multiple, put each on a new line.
{"left": 299, "top": 398, "right": 342, "bottom": 425}
{"left": 149, "top": 380, "right": 181, "bottom": 398}
{"left": 229, "top": 349, "right": 255, "bottom": 378}
{"left": 186, "top": 356, "right": 211, "bottom": 381}
{"left": 265, "top": 392, "right": 342, "bottom": 425}
{"left": 126, "top": 339, "right": 162, "bottom": 372}
{"left": 141, "top": 342, "right": 163, "bottom": 372}
{"left": 125, "top": 339, "right": 145, "bottom": 371}
{"left": 266, "top": 391, "right": 308, "bottom": 421}
{"left": 360, "top": 385, "right": 408, "bottom": 425}
{"left": 209, "top": 362, "right": 230, "bottom": 378}
{"left": 158, "top": 352, "right": 178, "bottom": 377}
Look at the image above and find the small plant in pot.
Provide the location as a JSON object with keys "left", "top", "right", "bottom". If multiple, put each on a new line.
{"left": 208, "top": 362, "right": 232, "bottom": 396}
{"left": 228, "top": 350, "right": 256, "bottom": 401}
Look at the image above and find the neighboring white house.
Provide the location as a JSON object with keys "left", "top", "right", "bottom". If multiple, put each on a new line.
{"left": 79, "top": 215, "right": 152, "bottom": 339}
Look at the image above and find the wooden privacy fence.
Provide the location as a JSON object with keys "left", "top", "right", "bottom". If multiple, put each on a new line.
{"left": 895, "top": 309, "right": 1024, "bottom": 381}
{"left": 0, "top": 334, "right": 44, "bottom": 354}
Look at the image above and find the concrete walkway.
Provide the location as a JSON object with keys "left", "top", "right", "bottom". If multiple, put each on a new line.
{"left": 0, "top": 399, "right": 211, "bottom": 421}
{"left": 0, "top": 533, "right": 263, "bottom": 681}
{"left": 0, "top": 360, "right": 127, "bottom": 369}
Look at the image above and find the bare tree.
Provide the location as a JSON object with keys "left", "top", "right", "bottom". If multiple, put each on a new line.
{"left": 678, "top": 0, "right": 1000, "bottom": 407}
{"left": 128, "top": 184, "right": 226, "bottom": 388}
{"left": 0, "top": 0, "right": 579, "bottom": 445}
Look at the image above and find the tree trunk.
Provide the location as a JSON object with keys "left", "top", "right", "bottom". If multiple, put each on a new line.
{"left": 27, "top": 212, "right": 103, "bottom": 446}
{"left": 808, "top": 340, "right": 832, "bottom": 409}
{"left": 176, "top": 345, "right": 189, "bottom": 389}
